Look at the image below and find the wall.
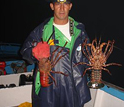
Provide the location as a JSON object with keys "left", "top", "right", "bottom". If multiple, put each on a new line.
{"left": 0, "top": 72, "right": 32, "bottom": 87}
{"left": 0, "top": 73, "right": 124, "bottom": 107}
{"left": 93, "top": 89, "right": 124, "bottom": 107}
{"left": 0, "top": 85, "right": 32, "bottom": 107}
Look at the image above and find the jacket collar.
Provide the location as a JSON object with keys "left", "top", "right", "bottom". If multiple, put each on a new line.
{"left": 42, "top": 17, "right": 82, "bottom": 59}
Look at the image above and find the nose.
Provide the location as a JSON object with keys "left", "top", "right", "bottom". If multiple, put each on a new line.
{"left": 60, "top": 3, "right": 64, "bottom": 11}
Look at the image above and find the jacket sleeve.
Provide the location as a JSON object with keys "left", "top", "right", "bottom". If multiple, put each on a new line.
{"left": 80, "top": 23, "right": 92, "bottom": 104}
{"left": 79, "top": 23, "right": 90, "bottom": 64}
{"left": 82, "top": 30, "right": 90, "bottom": 65}
{"left": 20, "top": 24, "right": 43, "bottom": 64}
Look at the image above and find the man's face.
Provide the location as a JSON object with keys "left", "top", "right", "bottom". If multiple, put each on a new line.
{"left": 50, "top": 2, "right": 72, "bottom": 22}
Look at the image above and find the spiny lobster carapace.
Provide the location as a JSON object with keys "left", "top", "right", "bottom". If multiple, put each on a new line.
{"left": 74, "top": 38, "right": 122, "bottom": 88}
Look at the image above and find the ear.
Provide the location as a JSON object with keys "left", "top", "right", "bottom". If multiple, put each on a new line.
{"left": 50, "top": 3, "right": 54, "bottom": 10}
{"left": 69, "top": 3, "right": 72, "bottom": 10}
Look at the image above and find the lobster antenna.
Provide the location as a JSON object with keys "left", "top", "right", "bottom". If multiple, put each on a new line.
{"left": 98, "top": 37, "right": 101, "bottom": 46}
{"left": 94, "top": 36, "right": 97, "bottom": 41}
{"left": 47, "top": 30, "right": 55, "bottom": 43}
{"left": 94, "top": 37, "right": 97, "bottom": 47}
{"left": 113, "top": 45, "right": 124, "bottom": 53}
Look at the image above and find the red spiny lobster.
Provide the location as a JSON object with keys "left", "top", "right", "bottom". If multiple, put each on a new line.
{"left": 74, "top": 38, "right": 122, "bottom": 88}
{"left": 38, "top": 42, "right": 69, "bottom": 87}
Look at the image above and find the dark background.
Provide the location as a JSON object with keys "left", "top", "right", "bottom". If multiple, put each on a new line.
{"left": 1, "top": 0, "right": 124, "bottom": 89}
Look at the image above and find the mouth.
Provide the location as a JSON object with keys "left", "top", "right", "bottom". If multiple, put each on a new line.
{"left": 59, "top": 12, "right": 65, "bottom": 15}
{"left": 60, "top": 12, "right": 64, "bottom": 14}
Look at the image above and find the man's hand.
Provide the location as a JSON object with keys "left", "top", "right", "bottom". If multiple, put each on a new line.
{"left": 32, "top": 42, "right": 50, "bottom": 60}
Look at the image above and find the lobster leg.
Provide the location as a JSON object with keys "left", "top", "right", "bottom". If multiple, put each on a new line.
{"left": 51, "top": 71, "right": 68, "bottom": 76}
{"left": 104, "top": 63, "right": 122, "bottom": 67}
{"left": 82, "top": 67, "right": 93, "bottom": 77}
{"left": 51, "top": 42, "right": 68, "bottom": 62}
{"left": 100, "top": 43, "right": 107, "bottom": 52}
{"left": 82, "top": 39, "right": 92, "bottom": 61}
{"left": 73, "top": 62, "right": 91, "bottom": 67}
{"left": 86, "top": 44, "right": 92, "bottom": 57}
{"left": 82, "top": 46, "right": 91, "bottom": 61}
{"left": 104, "top": 40, "right": 112, "bottom": 55}
{"left": 51, "top": 42, "right": 68, "bottom": 68}
{"left": 51, "top": 46, "right": 60, "bottom": 62}
{"left": 90, "top": 39, "right": 98, "bottom": 58}
{"left": 48, "top": 71, "right": 68, "bottom": 87}
{"left": 105, "top": 40, "right": 115, "bottom": 60}
{"left": 92, "top": 38, "right": 97, "bottom": 46}
{"left": 52, "top": 42, "right": 68, "bottom": 64}
{"left": 48, "top": 72, "right": 57, "bottom": 86}
{"left": 102, "top": 67, "right": 112, "bottom": 75}
{"left": 52, "top": 50, "right": 69, "bottom": 68}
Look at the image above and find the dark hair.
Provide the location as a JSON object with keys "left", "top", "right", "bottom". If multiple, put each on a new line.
{"left": 46, "top": 0, "right": 71, "bottom": 3}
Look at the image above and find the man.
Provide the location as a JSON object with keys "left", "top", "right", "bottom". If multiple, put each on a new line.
{"left": 20, "top": 0, "right": 91, "bottom": 107}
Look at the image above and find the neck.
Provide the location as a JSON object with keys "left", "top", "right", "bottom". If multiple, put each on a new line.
{"left": 53, "top": 18, "right": 69, "bottom": 25}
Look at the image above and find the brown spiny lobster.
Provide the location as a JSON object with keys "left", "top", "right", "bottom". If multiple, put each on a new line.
{"left": 74, "top": 38, "right": 122, "bottom": 88}
{"left": 38, "top": 42, "right": 69, "bottom": 87}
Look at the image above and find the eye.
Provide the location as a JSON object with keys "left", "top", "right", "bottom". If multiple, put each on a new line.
{"left": 64, "top": 2, "right": 70, "bottom": 5}
{"left": 55, "top": 2, "right": 61, "bottom": 5}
